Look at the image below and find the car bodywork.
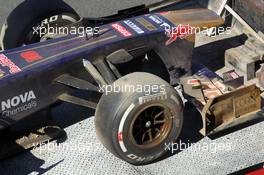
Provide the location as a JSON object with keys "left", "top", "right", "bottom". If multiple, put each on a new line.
{"left": 0, "top": 7, "right": 223, "bottom": 131}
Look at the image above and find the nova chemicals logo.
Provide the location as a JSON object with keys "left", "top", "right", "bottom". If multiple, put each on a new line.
{"left": 1, "top": 90, "right": 37, "bottom": 117}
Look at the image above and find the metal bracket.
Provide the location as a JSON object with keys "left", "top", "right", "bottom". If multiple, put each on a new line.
{"left": 93, "top": 57, "right": 116, "bottom": 84}
{"left": 174, "top": 84, "right": 188, "bottom": 105}
{"left": 0, "top": 126, "right": 63, "bottom": 159}
{"left": 57, "top": 93, "right": 97, "bottom": 109}
{"left": 56, "top": 74, "right": 99, "bottom": 92}
{"left": 200, "top": 85, "right": 261, "bottom": 135}
{"left": 224, "top": 4, "right": 264, "bottom": 43}
{"left": 83, "top": 59, "right": 108, "bottom": 86}
{"left": 106, "top": 49, "right": 133, "bottom": 64}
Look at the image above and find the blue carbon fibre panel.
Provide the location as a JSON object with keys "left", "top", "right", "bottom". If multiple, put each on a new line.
{"left": 0, "top": 12, "right": 175, "bottom": 84}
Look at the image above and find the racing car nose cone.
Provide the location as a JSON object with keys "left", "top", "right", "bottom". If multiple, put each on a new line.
{"left": 145, "top": 121, "right": 151, "bottom": 128}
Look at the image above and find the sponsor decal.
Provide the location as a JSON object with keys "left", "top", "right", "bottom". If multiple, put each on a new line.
{"left": 148, "top": 15, "right": 163, "bottom": 24}
{"left": 148, "top": 15, "right": 195, "bottom": 45}
{"left": 118, "top": 132, "right": 123, "bottom": 142}
{"left": 148, "top": 15, "right": 173, "bottom": 40}
{"left": 148, "top": 14, "right": 171, "bottom": 29}
{"left": 20, "top": 50, "right": 43, "bottom": 62}
{"left": 138, "top": 92, "right": 167, "bottom": 105}
{"left": 127, "top": 154, "right": 155, "bottom": 162}
{"left": 1, "top": 90, "right": 37, "bottom": 118}
{"left": 165, "top": 24, "right": 195, "bottom": 45}
{"left": 136, "top": 17, "right": 157, "bottom": 31}
{"left": 0, "top": 54, "right": 21, "bottom": 74}
{"left": 111, "top": 23, "right": 132, "bottom": 37}
{"left": 123, "top": 20, "right": 144, "bottom": 34}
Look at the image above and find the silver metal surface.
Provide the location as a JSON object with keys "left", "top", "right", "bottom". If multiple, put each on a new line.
{"left": 0, "top": 110, "right": 264, "bottom": 175}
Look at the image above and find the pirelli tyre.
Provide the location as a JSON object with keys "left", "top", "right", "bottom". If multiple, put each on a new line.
{"left": 95, "top": 72, "right": 184, "bottom": 165}
{"left": 0, "top": 0, "right": 80, "bottom": 49}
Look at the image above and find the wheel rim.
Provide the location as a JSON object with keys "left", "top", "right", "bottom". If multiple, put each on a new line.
{"left": 129, "top": 103, "right": 173, "bottom": 149}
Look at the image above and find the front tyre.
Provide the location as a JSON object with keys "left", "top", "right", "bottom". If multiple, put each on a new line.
{"left": 0, "top": 0, "right": 80, "bottom": 49}
{"left": 95, "top": 72, "right": 184, "bottom": 165}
